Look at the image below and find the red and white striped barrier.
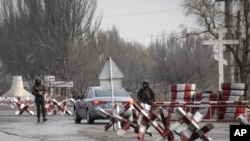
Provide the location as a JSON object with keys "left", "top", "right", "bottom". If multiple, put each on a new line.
{"left": 170, "top": 84, "right": 196, "bottom": 92}
{"left": 0, "top": 96, "right": 73, "bottom": 116}
{"left": 0, "top": 97, "right": 9, "bottom": 105}
{"left": 134, "top": 102, "right": 176, "bottom": 140}
{"left": 219, "top": 82, "right": 247, "bottom": 120}
{"left": 221, "top": 95, "right": 241, "bottom": 101}
{"left": 98, "top": 102, "right": 217, "bottom": 140}
{"left": 154, "top": 100, "right": 250, "bottom": 120}
{"left": 13, "top": 97, "right": 35, "bottom": 115}
{"left": 169, "top": 84, "right": 196, "bottom": 120}
{"left": 221, "top": 90, "right": 246, "bottom": 96}
{"left": 193, "top": 92, "right": 219, "bottom": 119}
{"left": 117, "top": 103, "right": 133, "bottom": 132}
{"left": 99, "top": 101, "right": 176, "bottom": 140}
{"left": 236, "top": 114, "right": 250, "bottom": 125}
{"left": 97, "top": 102, "right": 133, "bottom": 132}
{"left": 150, "top": 110, "right": 173, "bottom": 140}
{"left": 198, "top": 107, "right": 219, "bottom": 119}
{"left": 175, "top": 107, "right": 201, "bottom": 131}
{"left": 189, "top": 123, "right": 214, "bottom": 141}
{"left": 132, "top": 108, "right": 139, "bottom": 133}
{"left": 175, "top": 107, "right": 214, "bottom": 141}
{"left": 45, "top": 98, "right": 73, "bottom": 116}
{"left": 194, "top": 93, "right": 218, "bottom": 101}
{"left": 158, "top": 107, "right": 175, "bottom": 140}
{"left": 154, "top": 101, "right": 250, "bottom": 105}
{"left": 0, "top": 97, "right": 35, "bottom": 115}
{"left": 98, "top": 108, "right": 117, "bottom": 129}
{"left": 113, "top": 103, "right": 122, "bottom": 130}
{"left": 0, "top": 96, "right": 35, "bottom": 106}
{"left": 133, "top": 102, "right": 152, "bottom": 140}
{"left": 117, "top": 103, "right": 135, "bottom": 135}
{"left": 221, "top": 82, "right": 247, "bottom": 90}
{"left": 115, "top": 115, "right": 135, "bottom": 136}
{"left": 1, "top": 97, "right": 15, "bottom": 106}
{"left": 170, "top": 112, "right": 193, "bottom": 136}
{"left": 170, "top": 91, "right": 196, "bottom": 99}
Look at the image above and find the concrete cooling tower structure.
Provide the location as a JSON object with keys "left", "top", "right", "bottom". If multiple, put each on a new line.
{"left": 2, "top": 76, "right": 34, "bottom": 98}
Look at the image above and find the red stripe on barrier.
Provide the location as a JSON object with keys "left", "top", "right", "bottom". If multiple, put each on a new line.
{"left": 221, "top": 82, "right": 247, "bottom": 90}
{"left": 194, "top": 93, "right": 218, "bottom": 101}
{"left": 170, "top": 91, "right": 195, "bottom": 99}
{"left": 170, "top": 84, "right": 196, "bottom": 92}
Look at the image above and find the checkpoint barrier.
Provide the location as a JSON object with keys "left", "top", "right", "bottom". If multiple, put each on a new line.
{"left": 98, "top": 102, "right": 175, "bottom": 140}
{"left": 236, "top": 114, "right": 250, "bottom": 125}
{"left": 167, "top": 82, "right": 249, "bottom": 121}
{"left": 98, "top": 101, "right": 216, "bottom": 141}
{"left": 174, "top": 107, "right": 214, "bottom": 141}
{"left": 0, "top": 97, "right": 13, "bottom": 105}
{"left": 45, "top": 98, "right": 73, "bottom": 116}
{"left": 169, "top": 84, "right": 196, "bottom": 120}
{"left": 0, "top": 96, "right": 34, "bottom": 106}
{"left": 0, "top": 96, "right": 35, "bottom": 115}
{"left": 219, "top": 82, "right": 247, "bottom": 120}
{"left": 194, "top": 92, "right": 219, "bottom": 119}
{"left": 0, "top": 96, "right": 74, "bottom": 116}
{"left": 12, "top": 97, "right": 35, "bottom": 115}
{"left": 153, "top": 100, "right": 250, "bottom": 122}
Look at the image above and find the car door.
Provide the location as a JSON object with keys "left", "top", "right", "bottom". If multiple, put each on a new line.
{"left": 83, "top": 88, "right": 95, "bottom": 118}
{"left": 82, "top": 88, "right": 96, "bottom": 118}
{"left": 78, "top": 88, "right": 90, "bottom": 118}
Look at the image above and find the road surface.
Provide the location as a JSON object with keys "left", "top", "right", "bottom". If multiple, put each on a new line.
{"left": 0, "top": 106, "right": 236, "bottom": 141}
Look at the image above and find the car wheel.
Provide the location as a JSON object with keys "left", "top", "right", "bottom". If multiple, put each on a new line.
{"left": 86, "top": 109, "right": 94, "bottom": 124}
{"left": 74, "top": 109, "right": 82, "bottom": 123}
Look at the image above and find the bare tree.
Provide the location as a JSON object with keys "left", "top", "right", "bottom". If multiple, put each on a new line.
{"left": 0, "top": 0, "right": 100, "bottom": 82}
{"left": 181, "top": 0, "right": 250, "bottom": 91}
{"left": 233, "top": 0, "right": 250, "bottom": 84}
{"left": 181, "top": 0, "right": 224, "bottom": 37}
{"left": 95, "top": 27, "right": 158, "bottom": 90}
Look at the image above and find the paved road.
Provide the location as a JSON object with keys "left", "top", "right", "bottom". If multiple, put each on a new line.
{"left": 0, "top": 106, "right": 237, "bottom": 141}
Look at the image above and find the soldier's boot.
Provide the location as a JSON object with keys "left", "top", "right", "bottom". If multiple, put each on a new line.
{"left": 43, "top": 114, "right": 47, "bottom": 121}
{"left": 37, "top": 110, "right": 40, "bottom": 122}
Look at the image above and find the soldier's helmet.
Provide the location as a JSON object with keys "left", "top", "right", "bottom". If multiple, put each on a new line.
{"left": 35, "top": 77, "right": 41, "bottom": 85}
{"left": 143, "top": 80, "right": 149, "bottom": 87}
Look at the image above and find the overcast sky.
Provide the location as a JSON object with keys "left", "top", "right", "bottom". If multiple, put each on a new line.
{"left": 96, "top": 0, "right": 194, "bottom": 46}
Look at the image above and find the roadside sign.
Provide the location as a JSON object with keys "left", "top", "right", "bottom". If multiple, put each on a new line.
{"left": 99, "top": 57, "right": 124, "bottom": 90}
{"left": 44, "top": 76, "right": 55, "bottom": 82}
{"left": 50, "top": 81, "right": 73, "bottom": 87}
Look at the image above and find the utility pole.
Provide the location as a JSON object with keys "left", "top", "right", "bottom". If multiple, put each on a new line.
{"left": 225, "top": 0, "right": 235, "bottom": 82}
{"left": 235, "top": 11, "right": 241, "bottom": 82}
{"left": 216, "top": 0, "right": 235, "bottom": 82}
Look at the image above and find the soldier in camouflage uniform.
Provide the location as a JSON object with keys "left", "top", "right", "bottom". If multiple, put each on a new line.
{"left": 32, "top": 77, "right": 47, "bottom": 122}
{"left": 137, "top": 80, "right": 155, "bottom": 105}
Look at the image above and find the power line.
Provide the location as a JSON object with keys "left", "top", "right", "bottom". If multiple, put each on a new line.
{"left": 101, "top": 9, "right": 181, "bottom": 18}
{"left": 0, "top": 31, "right": 186, "bottom": 43}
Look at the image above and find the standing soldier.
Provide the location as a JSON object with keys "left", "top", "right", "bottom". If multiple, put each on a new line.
{"left": 137, "top": 80, "right": 155, "bottom": 106}
{"left": 32, "top": 77, "right": 48, "bottom": 122}
{"left": 137, "top": 80, "right": 155, "bottom": 137}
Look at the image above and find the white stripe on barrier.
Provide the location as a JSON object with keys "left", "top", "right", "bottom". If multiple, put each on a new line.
{"left": 236, "top": 114, "right": 250, "bottom": 125}
{"left": 170, "top": 91, "right": 195, "bottom": 99}
{"left": 170, "top": 84, "right": 196, "bottom": 91}
{"left": 222, "top": 90, "right": 245, "bottom": 96}
{"left": 221, "top": 82, "right": 247, "bottom": 90}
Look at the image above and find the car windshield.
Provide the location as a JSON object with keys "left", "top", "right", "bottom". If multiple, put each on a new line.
{"left": 95, "top": 89, "right": 129, "bottom": 97}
